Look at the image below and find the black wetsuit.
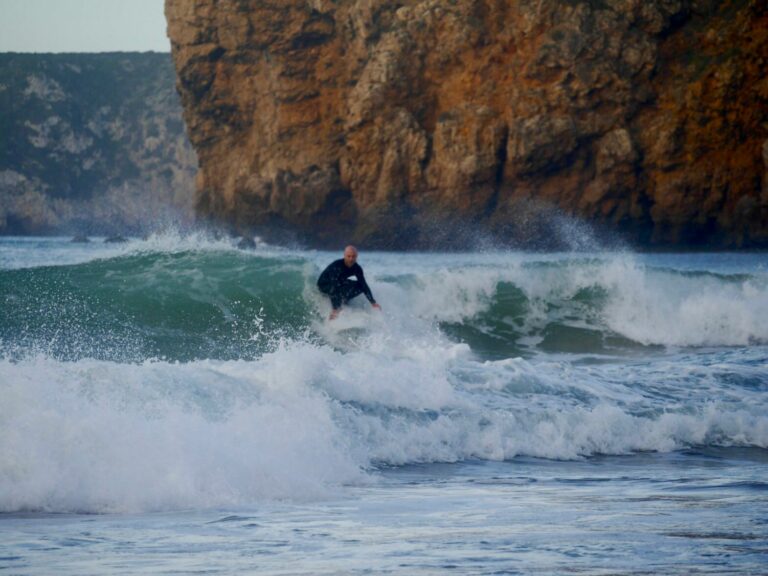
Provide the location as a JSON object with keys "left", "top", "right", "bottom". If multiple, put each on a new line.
{"left": 317, "top": 259, "right": 376, "bottom": 310}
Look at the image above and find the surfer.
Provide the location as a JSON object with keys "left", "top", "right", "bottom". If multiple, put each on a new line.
{"left": 317, "top": 245, "right": 381, "bottom": 320}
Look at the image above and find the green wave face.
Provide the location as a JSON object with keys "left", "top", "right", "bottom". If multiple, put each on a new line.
{"left": 438, "top": 277, "right": 627, "bottom": 359}
{"left": 0, "top": 250, "right": 314, "bottom": 362}
{"left": 437, "top": 258, "right": 768, "bottom": 358}
{"left": 3, "top": 248, "right": 766, "bottom": 362}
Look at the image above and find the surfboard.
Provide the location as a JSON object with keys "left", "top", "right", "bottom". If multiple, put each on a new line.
{"left": 315, "top": 307, "right": 383, "bottom": 350}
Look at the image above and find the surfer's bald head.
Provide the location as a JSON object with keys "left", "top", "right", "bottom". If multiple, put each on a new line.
{"left": 343, "top": 245, "right": 358, "bottom": 267}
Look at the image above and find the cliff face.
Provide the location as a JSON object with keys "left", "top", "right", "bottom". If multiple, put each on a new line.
{"left": 166, "top": 0, "right": 768, "bottom": 248}
{"left": 0, "top": 53, "right": 197, "bottom": 236}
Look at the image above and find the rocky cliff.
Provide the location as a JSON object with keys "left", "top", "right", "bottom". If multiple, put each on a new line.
{"left": 0, "top": 53, "right": 197, "bottom": 236}
{"left": 166, "top": 0, "right": 768, "bottom": 249}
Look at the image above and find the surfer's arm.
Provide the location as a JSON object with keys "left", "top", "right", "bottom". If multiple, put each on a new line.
{"left": 356, "top": 265, "right": 377, "bottom": 305}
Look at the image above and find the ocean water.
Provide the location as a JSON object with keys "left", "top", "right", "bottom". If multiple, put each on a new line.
{"left": 1, "top": 234, "right": 767, "bottom": 575}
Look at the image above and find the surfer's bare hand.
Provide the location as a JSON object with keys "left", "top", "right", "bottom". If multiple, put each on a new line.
{"left": 372, "top": 303, "right": 382, "bottom": 311}
{"left": 329, "top": 309, "right": 340, "bottom": 320}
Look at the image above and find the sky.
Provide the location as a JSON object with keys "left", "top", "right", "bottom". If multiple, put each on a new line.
{"left": 0, "top": 0, "right": 170, "bottom": 53}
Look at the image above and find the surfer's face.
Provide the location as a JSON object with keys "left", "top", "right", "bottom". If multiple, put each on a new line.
{"left": 344, "top": 248, "right": 358, "bottom": 267}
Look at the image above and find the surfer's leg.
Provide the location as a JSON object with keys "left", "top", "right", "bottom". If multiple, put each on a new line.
{"left": 329, "top": 292, "right": 343, "bottom": 309}
{"left": 318, "top": 282, "right": 342, "bottom": 310}
{"left": 339, "top": 280, "right": 364, "bottom": 304}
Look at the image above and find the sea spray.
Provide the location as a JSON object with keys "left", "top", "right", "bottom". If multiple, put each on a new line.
{"left": 2, "top": 340, "right": 766, "bottom": 513}
{"left": 0, "top": 354, "right": 365, "bottom": 513}
{"left": 1, "top": 237, "right": 768, "bottom": 514}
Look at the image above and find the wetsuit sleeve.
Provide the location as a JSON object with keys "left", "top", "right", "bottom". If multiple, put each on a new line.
{"left": 356, "top": 264, "right": 376, "bottom": 304}
{"left": 317, "top": 266, "right": 328, "bottom": 290}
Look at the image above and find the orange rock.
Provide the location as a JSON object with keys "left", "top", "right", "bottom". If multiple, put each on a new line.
{"left": 166, "top": 0, "right": 768, "bottom": 248}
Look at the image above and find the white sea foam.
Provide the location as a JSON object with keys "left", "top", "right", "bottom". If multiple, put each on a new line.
{"left": 311, "top": 251, "right": 768, "bottom": 349}
{"left": 433, "top": 253, "right": 768, "bottom": 348}
{"left": 3, "top": 242, "right": 768, "bottom": 513}
{"left": 6, "top": 238, "right": 766, "bottom": 349}
{"left": 600, "top": 260, "right": 768, "bottom": 346}
{"left": 2, "top": 338, "right": 766, "bottom": 513}
{"left": 136, "top": 228, "right": 278, "bottom": 256}
{"left": 0, "top": 236, "right": 135, "bottom": 270}
{"left": 0, "top": 354, "right": 364, "bottom": 513}
{"left": 0, "top": 229, "right": 276, "bottom": 271}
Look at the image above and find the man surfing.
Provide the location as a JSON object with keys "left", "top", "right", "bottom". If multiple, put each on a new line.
{"left": 317, "top": 245, "right": 381, "bottom": 320}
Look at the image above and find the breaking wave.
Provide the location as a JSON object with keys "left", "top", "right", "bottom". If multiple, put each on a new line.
{"left": 1, "top": 236, "right": 766, "bottom": 512}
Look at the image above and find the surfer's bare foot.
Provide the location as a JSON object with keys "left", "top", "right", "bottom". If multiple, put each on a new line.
{"left": 329, "top": 309, "right": 340, "bottom": 320}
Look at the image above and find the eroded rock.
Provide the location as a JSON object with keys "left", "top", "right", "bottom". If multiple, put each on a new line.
{"left": 167, "top": 0, "right": 768, "bottom": 248}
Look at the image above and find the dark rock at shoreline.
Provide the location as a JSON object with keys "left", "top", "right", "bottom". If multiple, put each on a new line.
{"left": 237, "top": 236, "right": 257, "bottom": 250}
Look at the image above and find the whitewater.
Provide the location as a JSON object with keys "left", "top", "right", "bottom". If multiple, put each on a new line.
{"left": 1, "top": 234, "right": 767, "bottom": 575}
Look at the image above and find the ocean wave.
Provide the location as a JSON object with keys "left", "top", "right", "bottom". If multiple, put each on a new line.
{"left": 1, "top": 342, "right": 766, "bottom": 513}
{"left": 0, "top": 248, "right": 314, "bottom": 362}
{"left": 3, "top": 249, "right": 768, "bottom": 361}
